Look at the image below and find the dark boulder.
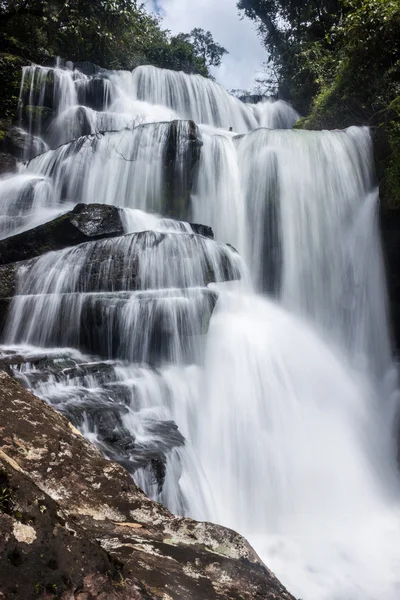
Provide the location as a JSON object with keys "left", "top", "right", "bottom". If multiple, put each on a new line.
{"left": 77, "top": 288, "right": 218, "bottom": 362}
{"left": 0, "top": 230, "right": 241, "bottom": 294}
{"left": 0, "top": 203, "right": 125, "bottom": 265}
{"left": 189, "top": 222, "right": 214, "bottom": 238}
{"left": 0, "top": 152, "right": 17, "bottom": 174}
{"left": 76, "top": 77, "right": 112, "bottom": 111}
{"left": 0, "top": 262, "right": 17, "bottom": 311}
{"left": 22, "top": 105, "right": 55, "bottom": 133}
{"left": 1, "top": 126, "right": 47, "bottom": 160}
{"left": 380, "top": 208, "right": 400, "bottom": 351}
{"left": 49, "top": 105, "right": 94, "bottom": 146}
{"left": 163, "top": 119, "right": 203, "bottom": 220}
{"left": 0, "top": 262, "right": 14, "bottom": 334}
{"left": 74, "top": 61, "right": 102, "bottom": 76}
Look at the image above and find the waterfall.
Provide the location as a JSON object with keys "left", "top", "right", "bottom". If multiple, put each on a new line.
{"left": 1, "top": 59, "right": 400, "bottom": 600}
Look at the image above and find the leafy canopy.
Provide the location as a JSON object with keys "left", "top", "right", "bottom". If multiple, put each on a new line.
{"left": 238, "top": 0, "right": 400, "bottom": 118}
{"left": 0, "top": 1, "right": 227, "bottom": 76}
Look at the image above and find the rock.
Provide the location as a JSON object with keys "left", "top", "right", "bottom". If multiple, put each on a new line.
{"left": 189, "top": 222, "right": 214, "bottom": 238}
{"left": 0, "top": 152, "right": 17, "bottom": 174}
{"left": 163, "top": 120, "right": 202, "bottom": 220}
{"left": 0, "top": 349, "right": 185, "bottom": 492}
{"left": 0, "top": 261, "right": 15, "bottom": 333}
{"left": 0, "top": 203, "right": 125, "bottom": 266}
{"left": 76, "top": 77, "right": 112, "bottom": 111}
{"left": 0, "top": 230, "right": 241, "bottom": 295}
{"left": 2, "top": 126, "right": 47, "bottom": 160}
{"left": 0, "top": 262, "right": 16, "bottom": 298}
{"left": 370, "top": 98, "right": 400, "bottom": 350}
{"left": 22, "top": 105, "right": 55, "bottom": 133}
{"left": 50, "top": 106, "right": 94, "bottom": 146}
{"left": 0, "top": 228, "right": 238, "bottom": 348}
{"left": 77, "top": 288, "right": 219, "bottom": 362}
{"left": 74, "top": 61, "right": 102, "bottom": 76}
{"left": 380, "top": 208, "right": 400, "bottom": 351}
{"left": 0, "top": 371, "right": 295, "bottom": 600}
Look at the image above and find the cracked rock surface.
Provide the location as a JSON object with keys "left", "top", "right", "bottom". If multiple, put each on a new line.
{"left": 0, "top": 371, "right": 295, "bottom": 600}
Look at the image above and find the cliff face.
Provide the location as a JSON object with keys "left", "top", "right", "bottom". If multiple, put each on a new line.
{"left": 0, "top": 371, "right": 295, "bottom": 600}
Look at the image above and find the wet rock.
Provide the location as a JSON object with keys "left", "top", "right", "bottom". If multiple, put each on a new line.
{"left": 189, "top": 222, "right": 214, "bottom": 238}
{"left": 0, "top": 298, "right": 11, "bottom": 338}
{"left": 0, "top": 203, "right": 125, "bottom": 265}
{"left": 0, "top": 262, "right": 16, "bottom": 298}
{"left": 76, "top": 77, "right": 112, "bottom": 111}
{"left": 51, "top": 105, "right": 94, "bottom": 145}
{"left": 1, "top": 230, "right": 240, "bottom": 294}
{"left": 0, "top": 229, "right": 236, "bottom": 347}
{"left": 78, "top": 288, "right": 218, "bottom": 362}
{"left": 381, "top": 208, "right": 400, "bottom": 351}
{"left": 0, "top": 371, "right": 295, "bottom": 600}
{"left": 2, "top": 126, "right": 47, "bottom": 160}
{"left": 0, "top": 152, "right": 17, "bottom": 174}
{"left": 23, "top": 105, "right": 55, "bottom": 132}
{"left": 163, "top": 120, "right": 202, "bottom": 220}
{"left": 0, "top": 348, "right": 184, "bottom": 492}
{"left": 74, "top": 61, "right": 102, "bottom": 76}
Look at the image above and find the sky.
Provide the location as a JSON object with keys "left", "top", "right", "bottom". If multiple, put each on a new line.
{"left": 147, "top": 0, "right": 267, "bottom": 91}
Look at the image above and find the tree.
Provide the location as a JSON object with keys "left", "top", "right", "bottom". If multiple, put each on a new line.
{"left": 237, "top": 0, "right": 343, "bottom": 111}
{"left": 0, "top": 0, "right": 215, "bottom": 75}
{"left": 238, "top": 0, "right": 400, "bottom": 121}
{"left": 177, "top": 28, "right": 228, "bottom": 68}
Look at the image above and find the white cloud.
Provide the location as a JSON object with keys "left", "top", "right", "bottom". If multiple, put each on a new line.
{"left": 147, "top": 0, "right": 267, "bottom": 91}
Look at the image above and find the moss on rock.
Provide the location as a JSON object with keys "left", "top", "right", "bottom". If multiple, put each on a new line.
{"left": 23, "top": 105, "right": 54, "bottom": 130}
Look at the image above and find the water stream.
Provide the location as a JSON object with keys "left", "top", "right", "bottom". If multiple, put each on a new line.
{"left": 1, "top": 61, "right": 400, "bottom": 599}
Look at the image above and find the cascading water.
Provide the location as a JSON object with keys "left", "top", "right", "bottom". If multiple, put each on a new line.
{"left": 1, "top": 59, "right": 400, "bottom": 599}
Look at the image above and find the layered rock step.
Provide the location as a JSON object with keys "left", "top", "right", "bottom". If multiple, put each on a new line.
{"left": 0, "top": 203, "right": 125, "bottom": 264}
{"left": 1, "top": 226, "right": 242, "bottom": 357}
{"left": 0, "top": 210, "right": 243, "bottom": 489}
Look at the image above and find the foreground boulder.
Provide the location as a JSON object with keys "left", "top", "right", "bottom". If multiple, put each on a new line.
{"left": 0, "top": 371, "right": 295, "bottom": 600}
{"left": 0, "top": 203, "right": 126, "bottom": 265}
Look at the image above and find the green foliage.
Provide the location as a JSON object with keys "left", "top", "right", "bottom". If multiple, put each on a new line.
{"left": 386, "top": 120, "right": 400, "bottom": 207}
{"left": 376, "top": 98, "right": 400, "bottom": 209}
{"left": 237, "top": 0, "right": 342, "bottom": 112}
{"left": 238, "top": 0, "right": 400, "bottom": 118}
{"left": 144, "top": 33, "right": 209, "bottom": 77}
{"left": 0, "top": 1, "right": 224, "bottom": 76}
{"left": 176, "top": 28, "right": 228, "bottom": 68}
{"left": 0, "top": 53, "right": 25, "bottom": 123}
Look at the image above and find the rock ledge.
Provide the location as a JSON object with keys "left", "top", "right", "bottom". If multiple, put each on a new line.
{"left": 0, "top": 371, "right": 295, "bottom": 600}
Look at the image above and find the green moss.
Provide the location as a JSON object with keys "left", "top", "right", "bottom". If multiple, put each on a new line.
{"left": 24, "top": 105, "right": 54, "bottom": 126}
{"left": 292, "top": 117, "right": 308, "bottom": 130}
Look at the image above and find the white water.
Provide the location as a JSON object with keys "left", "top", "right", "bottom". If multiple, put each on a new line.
{"left": 1, "top": 61, "right": 400, "bottom": 600}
